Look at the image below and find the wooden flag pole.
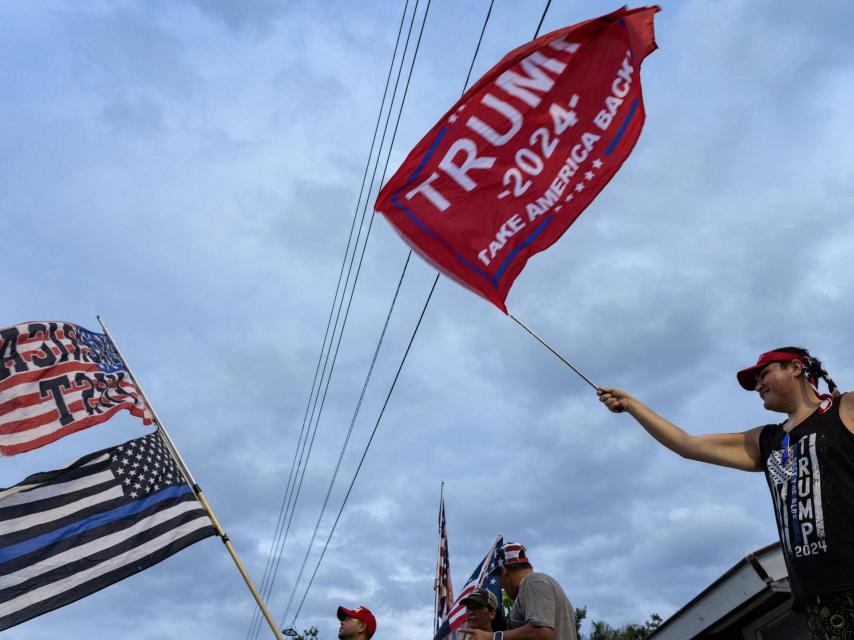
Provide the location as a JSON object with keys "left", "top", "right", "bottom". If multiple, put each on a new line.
{"left": 507, "top": 313, "right": 599, "bottom": 391}
{"left": 96, "top": 316, "right": 285, "bottom": 640}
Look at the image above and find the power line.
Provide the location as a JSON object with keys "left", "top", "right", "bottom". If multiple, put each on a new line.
{"left": 272, "top": 0, "right": 424, "bottom": 581}
{"left": 284, "top": 0, "right": 508, "bottom": 628}
{"left": 278, "top": 0, "right": 436, "bottom": 627}
{"left": 246, "top": 2, "right": 413, "bottom": 638}
{"left": 252, "top": 0, "right": 439, "bottom": 633}
{"left": 287, "top": 273, "right": 440, "bottom": 630}
{"left": 282, "top": 0, "right": 554, "bottom": 629}
{"left": 263, "top": 0, "right": 427, "bottom": 626}
{"left": 461, "top": 0, "right": 494, "bottom": 93}
{"left": 280, "top": 252, "right": 412, "bottom": 626}
{"left": 534, "top": 0, "right": 553, "bottom": 39}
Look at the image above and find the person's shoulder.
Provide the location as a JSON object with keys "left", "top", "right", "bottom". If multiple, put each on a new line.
{"left": 525, "top": 572, "right": 573, "bottom": 605}
{"left": 525, "top": 572, "right": 561, "bottom": 590}
{"left": 526, "top": 571, "right": 552, "bottom": 582}
{"left": 756, "top": 421, "right": 783, "bottom": 441}
{"left": 837, "top": 392, "right": 854, "bottom": 428}
{"left": 754, "top": 422, "right": 783, "bottom": 460}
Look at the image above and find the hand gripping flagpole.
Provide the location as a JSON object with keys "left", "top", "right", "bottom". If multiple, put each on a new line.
{"left": 96, "top": 316, "right": 285, "bottom": 640}
{"left": 507, "top": 313, "right": 599, "bottom": 391}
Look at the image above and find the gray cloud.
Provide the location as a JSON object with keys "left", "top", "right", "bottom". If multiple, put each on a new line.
{"left": 2, "top": 0, "right": 853, "bottom": 638}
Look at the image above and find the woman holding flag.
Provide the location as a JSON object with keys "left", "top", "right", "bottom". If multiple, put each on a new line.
{"left": 599, "top": 347, "right": 854, "bottom": 639}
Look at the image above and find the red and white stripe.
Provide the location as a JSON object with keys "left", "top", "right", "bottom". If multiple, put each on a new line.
{"left": 501, "top": 541, "right": 526, "bottom": 566}
{"left": 436, "top": 496, "right": 454, "bottom": 622}
{"left": 0, "top": 322, "right": 151, "bottom": 456}
{"left": 445, "top": 554, "right": 496, "bottom": 632}
{"left": 446, "top": 584, "right": 476, "bottom": 632}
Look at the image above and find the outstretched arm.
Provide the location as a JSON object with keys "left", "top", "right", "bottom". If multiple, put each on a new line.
{"left": 597, "top": 387, "right": 763, "bottom": 472}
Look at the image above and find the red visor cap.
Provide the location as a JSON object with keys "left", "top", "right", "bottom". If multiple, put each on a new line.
{"left": 736, "top": 351, "right": 812, "bottom": 390}
{"left": 337, "top": 606, "right": 376, "bottom": 637}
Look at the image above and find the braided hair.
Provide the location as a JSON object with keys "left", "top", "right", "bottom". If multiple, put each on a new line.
{"left": 772, "top": 346, "right": 839, "bottom": 396}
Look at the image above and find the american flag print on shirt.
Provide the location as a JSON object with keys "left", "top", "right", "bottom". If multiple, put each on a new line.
{"left": 0, "top": 321, "right": 152, "bottom": 456}
{"left": 0, "top": 431, "right": 217, "bottom": 631}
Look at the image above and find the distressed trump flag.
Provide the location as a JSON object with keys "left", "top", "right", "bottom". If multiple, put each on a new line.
{"left": 0, "top": 322, "right": 152, "bottom": 456}
{"left": 375, "top": 6, "right": 659, "bottom": 312}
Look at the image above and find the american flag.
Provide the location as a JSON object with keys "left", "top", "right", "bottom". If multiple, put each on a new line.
{"left": 434, "top": 494, "right": 454, "bottom": 632}
{"left": 0, "top": 431, "right": 217, "bottom": 632}
{"left": 0, "top": 321, "right": 152, "bottom": 456}
{"left": 432, "top": 536, "right": 504, "bottom": 640}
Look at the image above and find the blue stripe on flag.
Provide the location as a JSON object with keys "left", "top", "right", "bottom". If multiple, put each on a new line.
{"left": 605, "top": 98, "right": 638, "bottom": 156}
{"left": 390, "top": 193, "right": 494, "bottom": 283}
{"left": 405, "top": 127, "right": 447, "bottom": 185}
{"left": 491, "top": 216, "right": 553, "bottom": 285}
{"left": 0, "top": 484, "right": 192, "bottom": 563}
{"left": 389, "top": 128, "right": 497, "bottom": 286}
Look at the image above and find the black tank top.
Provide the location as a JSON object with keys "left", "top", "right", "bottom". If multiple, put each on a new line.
{"left": 759, "top": 393, "right": 854, "bottom": 606}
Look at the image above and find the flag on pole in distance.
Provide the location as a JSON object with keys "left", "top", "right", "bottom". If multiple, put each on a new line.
{"left": 433, "top": 536, "right": 505, "bottom": 640}
{"left": 435, "top": 494, "right": 454, "bottom": 630}
{"left": 0, "top": 321, "right": 153, "bottom": 456}
{"left": 0, "top": 431, "right": 217, "bottom": 632}
{"left": 375, "top": 6, "right": 660, "bottom": 312}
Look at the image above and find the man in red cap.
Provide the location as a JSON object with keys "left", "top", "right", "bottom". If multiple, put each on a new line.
{"left": 598, "top": 347, "right": 854, "bottom": 639}
{"left": 337, "top": 605, "right": 376, "bottom": 640}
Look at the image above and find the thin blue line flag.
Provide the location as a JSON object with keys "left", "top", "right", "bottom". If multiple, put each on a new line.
{"left": 0, "top": 431, "right": 217, "bottom": 631}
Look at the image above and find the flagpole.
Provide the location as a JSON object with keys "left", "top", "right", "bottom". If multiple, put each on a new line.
{"left": 507, "top": 313, "right": 599, "bottom": 391}
{"left": 433, "top": 482, "right": 444, "bottom": 635}
{"left": 96, "top": 316, "right": 285, "bottom": 640}
{"left": 477, "top": 534, "right": 503, "bottom": 587}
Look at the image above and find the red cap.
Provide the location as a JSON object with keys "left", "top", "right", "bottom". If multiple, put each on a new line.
{"left": 736, "top": 350, "right": 815, "bottom": 390}
{"left": 337, "top": 605, "right": 376, "bottom": 637}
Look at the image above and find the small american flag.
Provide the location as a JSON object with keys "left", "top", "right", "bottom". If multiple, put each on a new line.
{"left": 435, "top": 494, "right": 454, "bottom": 632}
{"left": 0, "top": 431, "right": 217, "bottom": 631}
{"left": 0, "top": 321, "right": 152, "bottom": 456}
{"left": 432, "top": 536, "right": 504, "bottom": 640}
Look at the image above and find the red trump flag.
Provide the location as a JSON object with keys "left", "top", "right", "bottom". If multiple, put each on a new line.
{"left": 375, "top": 6, "right": 659, "bottom": 312}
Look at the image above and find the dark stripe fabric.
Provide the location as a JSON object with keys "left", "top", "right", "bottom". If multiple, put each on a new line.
{"left": 0, "top": 431, "right": 216, "bottom": 631}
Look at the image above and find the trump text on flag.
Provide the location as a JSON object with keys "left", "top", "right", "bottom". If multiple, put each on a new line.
{"left": 375, "top": 7, "right": 659, "bottom": 312}
{"left": 0, "top": 322, "right": 152, "bottom": 456}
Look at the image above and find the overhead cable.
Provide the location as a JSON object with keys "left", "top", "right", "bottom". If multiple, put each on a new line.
{"left": 278, "top": 0, "right": 436, "bottom": 627}
{"left": 264, "top": 0, "right": 427, "bottom": 627}
{"left": 246, "top": 2, "right": 413, "bottom": 638}
{"left": 285, "top": 0, "right": 553, "bottom": 630}
{"left": 284, "top": 0, "right": 509, "bottom": 628}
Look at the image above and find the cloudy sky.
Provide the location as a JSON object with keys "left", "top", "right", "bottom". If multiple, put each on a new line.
{"left": 3, "top": 0, "right": 854, "bottom": 638}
